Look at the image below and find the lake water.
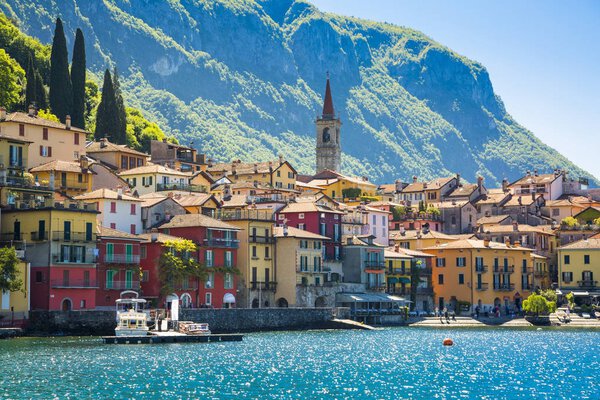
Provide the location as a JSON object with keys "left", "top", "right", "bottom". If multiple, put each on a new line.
{"left": 0, "top": 327, "right": 598, "bottom": 399}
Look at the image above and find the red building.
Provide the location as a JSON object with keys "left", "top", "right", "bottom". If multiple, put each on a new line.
{"left": 95, "top": 227, "right": 144, "bottom": 309}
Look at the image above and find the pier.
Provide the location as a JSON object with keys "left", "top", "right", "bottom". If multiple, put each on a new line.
{"left": 102, "top": 332, "right": 244, "bottom": 344}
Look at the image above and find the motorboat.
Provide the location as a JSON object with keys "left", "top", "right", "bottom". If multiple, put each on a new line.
{"left": 115, "top": 291, "right": 149, "bottom": 337}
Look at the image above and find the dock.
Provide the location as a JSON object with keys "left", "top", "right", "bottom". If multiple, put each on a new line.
{"left": 102, "top": 332, "right": 244, "bottom": 344}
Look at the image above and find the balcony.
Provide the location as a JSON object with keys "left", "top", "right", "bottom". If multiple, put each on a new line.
{"left": 493, "top": 266, "right": 515, "bottom": 274}
{"left": 475, "top": 265, "right": 488, "bottom": 273}
{"left": 51, "top": 279, "right": 97, "bottom": 289}
{"left": 249, "top": 281, "right": 277, "bottom": 292}
{"left": 366, "top": 284, "right": 386, "bottom": 292}
{"left": 534, "top": 270, "right": 546, "bottom": 278}
{"left": 0, "top": 175, "right": 51, "bottom": 190}
{"left": 250, "top": 236, "right": 275, "bottom": 244}
{"left": 475, "top": 283, "right": 489, "bottom": 291}
{"left": 364, "top": 261, "right": 386, "bottom": 270}
{"left": 156, "top": 183, "right": 206, "bottom": 193}
{"left": 52, "top": 231, "right": 97, "bottom": 242}
{"left": 0, "top": 232, "right": 22, "bottom": 242}
{"left": 392, "top": 212, "right": 442, "bottom": 222}
{"left": 56, "top": 179, "right": 89, "bottom": 192}
{"left": 416, "top": 286, "right": 434, "bottom": 295}
{"left": 298, "top": 265, "right": 323, "bottom": 274}
{"left": 30, "top": 231, "right": 49, "bottom": 241}
{"left": 578, "top": 280, "right": 598, "bottom": 289}
{"left": 494, "top": 283, "right": 515, "bottom": 291}
{"left": 203, "top": 238, "right": 239, "bottom": 248}
{"left": 210, "top": 209, "right": 275, "bottom": 222}
{"left": 52, "top": 252, "right": 95, "bottom": 264}
{"left": 105, "top": 281, "right": 141, "bottom": 290}
{"left": 102, "top": 254, "right": 141, "bottom": 264}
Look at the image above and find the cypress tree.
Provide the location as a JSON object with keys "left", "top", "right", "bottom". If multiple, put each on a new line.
{"left": 49, "top": 17, "right": 72, "bottom": 122}
{"left": 25, "top": 54, "right": 36, "bottom": 108}
{"left": 112, "top": 68, "right": 127, "bottom": 144}
{"left": 71, "top": 28, "right": 86, "bottom": 129}
{"left": 34, "top": 69, "right": 48, "bottom": 110}
{"left": 95, "top": 69, "right": 120, "bottom": 141}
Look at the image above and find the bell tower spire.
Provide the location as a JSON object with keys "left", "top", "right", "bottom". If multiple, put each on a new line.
{"left": 315, "top": 73, "right": 341, "bottom": 174}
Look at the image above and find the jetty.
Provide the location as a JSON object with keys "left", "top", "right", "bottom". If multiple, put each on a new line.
{"left": 102, "top": 331, "right": 244, "bottom": 344}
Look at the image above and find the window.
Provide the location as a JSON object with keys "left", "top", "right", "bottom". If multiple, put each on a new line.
{"left": 141, "top": 270, "right": 149, "bottom": 282}
{"left": 105, "top": 243, "right": 114, "bottom": 262}
{"left": 456, "top": 257, "right": 466, "bottom": 267}
{"left": 298, "top": 223, "right": 305, "bottom": 230}
{"left": 110, "top": 223, "right": 116, "bottom": 229}
{"left": 372, "top": 215, "right": 376, "bottom": 225}
{"left": 276, "top": 171, "right": 281, "bottom": 177}
{"left": 314, "top": 241, "right": 322, "bottom": 250}
{"left": 451, "top": 215, "right": 456, "bottom": 225}
{"left": 584, "top": 255, "right": 590, "bottom": 264}
{"left": 39, "top": 145, "right": 52, "bottom": 157}
{"left": 562, "top": 272, "right": 573, "bottom": 283}
{"left": 278, "top": 214, "right": 284, "bottom": 220}
{"left": 121, "top": 156, "right": 128, "bottom": 170}
{"left": 314, "top": 256, "right": 321, "bottom": 272}
{"left": 315, "top": 276, "right": 320, "bottom": 286}
{"left": 129, "top": 157, "right": 136, "bottom": 170}
{"left": 43, "top": 128, "right": 48, "bottom": 140}
{"left": 458, "top": 274, "right": 464, "bottom": 284}
{"left": 300, "top": 240, "right": 308, "bottom": 249}
{"left": 552, "top": 208, "right": 560, "bottom": 217}
{"left": 74, "top": 132, "right": 79, "bottom": 145}
{"left": 251, "top": 246, "right": 257, "bottom": 258}
{"left": 265, "top": 247, "right": 270, "bottom": 259}
{"left": 205, "top": 272, "right": 214, "bottom": 289}
{"left": 74, "top": 151, "right": 79, "bottom": 160}
{"left": 224, "top": 273, "right": 233, "bottom": 289}
{"left": 130, "top": 224, "right": 136, "bottom": 234}
{"left": 300, "top": 255, "right": 308, "bottom": 272}
{"left": 137, "top": 158, "right": 143, "bottom": 167}
{"left": 110, "top": 202, "right": 116, "bottom": 213}
{"left": 80, "top": 300, "right": 86, "bottom": 309}
{"left": 299, "top": 213, "right": 305, "bottom": 219}
{"left": 225, "top": 251, "right": 233, "bottom": 267}
{"left": 205, "top": 250, "right": 213, "bottom": 267}
{"left": 106, "top": 270, "right": 116, "bottom": 289}
{"left": 436, "top": 258, "right": 446, "bottom": 267}
{"left": 205, "top": 292, "right": 212, "bottom": 306}
{"left": 140, "top": 246, "right": 147, "bottom": 259}
{"left": 564, "top": 255, "right": 570, "bottom": 265}
{"left": 35, "top": 271, "right": 44, "bottom": 283}
{"left": 130, "top": 204, "right": 136, "bottom": 215}
{"left": 382, "top": 216, "right": 386, "bottom": 225}
{"left": 78, "top": 174, "right": 83, "bottom": 183}
{"left": 438, "top": 274, "right": 444, "bottom": 285}
{"left": 19, "top": 124, "right": 24, "bottom": 136}
{"left": 320, "top": 223, "right": 326, "bottom": 236}
{"left": 148, "top": 176, "right": 152, "bottom": 185}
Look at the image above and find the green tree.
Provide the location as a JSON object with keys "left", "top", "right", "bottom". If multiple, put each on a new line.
{"left": 70, "top": 28, "right": 86, "bottom": 129}
{"left": 0, "top": 247, "right": 23, "bottom": 293}
{"left": 95, "top": 69, "right": 120, "bottom": 141}
{"left": 126, "top": 107, "right": 170, "bottom": 152}
{"left": 37, "top": 109, "right": 60, "bottom": 123}
{"left": 523, "top": 293, "right": 556, "bottom": 316}
{"left": 84, "top": 80, "right": 100, "bottom": 133}
{"left": 113, "top": 68, "right": 127, "bottom": 144}
{"left": 561, "top": 216, "right": 579, "bottom": 228}
{"left": 34, "top": 68, "right": 48, "bottom": 109}
{"left": 0, "top": 49, "right": 25, "bottom": 110}
{"left": 25, "top": 54, "right": 35, "bottom": 108}
{"left": 49, "top": 17, "right": 72, "bottom": 122}
{"left": 158, "top": 239, "right": 207, "bottom": 296}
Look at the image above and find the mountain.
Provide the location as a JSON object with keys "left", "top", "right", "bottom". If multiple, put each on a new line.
{"left": 0, "top": 0, "right": 594, "bottom": 185}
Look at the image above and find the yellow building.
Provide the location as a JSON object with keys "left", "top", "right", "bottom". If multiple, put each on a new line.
{"left": 389, "top": 229, "right": 460, "bottom": 251}
{"left": 0, "top": 109, "right": 87, "bottom": 168}
{"left": 212, "top": 209, "right": 277, "bottom": 308}
{"left": 29, "top": 158, "right": 93, "bottom": 197}
{"left": 85, "top": 138, "right": 148, "bottom": 172}
{"left": 206, "top": 158, "right": 298, "bottom": 191}
{"left": 173, "top": 193, "right": 220, "bottom": 214}
{"left": 0, "top": 258, "right": 29, "bottom": 319}
{"left": 558, "top": 237, "right": 600, "bottom": 293}
{"left": 273, "top": 226, "right": 329, "bottom": 307}
{"left": 384, "top": 249, "right": 413, "bottom": 296}
{"left": 118, "top": 163, "right": 192, "bottom": 195}
{"left": 423, "top": 239, "right": 535, "bottom": 314}
{"left": 531, "top": 254, "right": 551, "bottom": 290}
{"left": 306, "top": 169, "right": 377, "bottom": 202}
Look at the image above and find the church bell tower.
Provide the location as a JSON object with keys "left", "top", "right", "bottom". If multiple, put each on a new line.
{"left": 315, "top": 74, "right": 341, "bottom": 174}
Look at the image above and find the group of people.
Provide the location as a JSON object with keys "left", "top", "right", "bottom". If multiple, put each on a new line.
{"left": 434, "top": 307, "right": 456, "bottom": 324}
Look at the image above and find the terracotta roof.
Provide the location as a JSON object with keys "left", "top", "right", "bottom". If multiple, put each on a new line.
{"left": 159, "top": 214, "right": 240, "bottom": 230}
{"left": 394, "top": 247, "right": 435, "bottom": 258}
{"left": 378, "top": 184, "right": 397, "bottom": 193}
{"left": 0, "top": 134, "right": 33, "bottom": 144}
{"left": 273, "top": 226, "right": 329, "bottom": 240}
{"left": 559, "top": 237, "right": 600, "bottom": 250}
{"left": 384, "top": 249, "right": 413, "bottom": 259}
{"left": 428, "top": 200, "right": 471, "bottom": 209}
{"left": 207, "top": 160, "right": 296, "bottom": 176}
{"left": 220, "top": 195, "right": 249, "bottom": 208}
{"left": 476, "top": 215, "right": 512, "bottom": 225}
{"left": 296, "top": 181, "right": 324, "bottom": 190}
{"left": 343, "top": 234, "right": 385, "bottom": 247}
{"left": 86, "top": 140, "right": 148, "bottom": 156}
{"left": 401, "top": 182, "right": 425, "bottom": 193}
{"left": 74, "top": 188, "right": 141, "bottom": 202}
{"left": 30, "top": 159, "right": 92, "bottom": 174}
{"left": 510, "top": 173, "right": 561, "bottom": 186}
{"left": 474, "top": 191, "right": 510, "bottom": 205}
{"left": 173, "top": 194, "right": 216, "bottom": 207}
{"left": 368, "top": 200, "right": 402, "bottom": 207}
{"left": 389, "top": 230, "right": 459, "bottom": 241}
{"left": 97, "top": 226, "right": 143, "bottom": 240}
{"left": 137, "top": 232, "right": 187, "bottom": 244}
{"left": 279, "top": 201, "right": 344, "bottom": 215}
{"left": 1, "top": 111, "right": 88, "bottom": 133}
{"left": 446, "top": 184, "right": 479, "bottom": 198}
{"left": 423, "top": 239, "right": 532, "bottom": 251}
{"left": 309, "top": 169, "right": 377, "bottom": 188}
{"left": 503, "top": 194, "right": 542, "bottom": 207}
{"left": 118, "top": 163, "right": 191, "bottom": 177}
{"left": 140, "top": 196, "right": 170, "bottom": 208}
{"left": 480, "top": 224, "right": 554, "bottom": 235}
{"left": 322, "top": 76, "right": 335, "bottom": 117}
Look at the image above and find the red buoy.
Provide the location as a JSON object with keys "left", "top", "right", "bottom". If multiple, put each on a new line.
{"left": 443, "top": 338, "right": 454, "bottom": 346}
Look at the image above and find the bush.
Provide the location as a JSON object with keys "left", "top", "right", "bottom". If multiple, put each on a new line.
{"left": 342, "top": 187, "right": 362, "bottom": 199}
{"left": 523, "top": 293, "right": 556, "bottom": 316}
{"left": 561, "top": 216, "right": 579, "bottom": 228}
{"left": 538, "top": 289, "right": 557, "bottom": 303}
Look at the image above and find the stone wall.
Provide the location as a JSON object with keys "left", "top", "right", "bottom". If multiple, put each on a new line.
{"left": 27, "top": 308, "right": 351, "bottom": 335}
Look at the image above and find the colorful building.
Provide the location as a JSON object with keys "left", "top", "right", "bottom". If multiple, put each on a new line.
{"left": 85, "top": 138, "right": 148, "bottom": 172}
{"left": 0, "top": 256, "right": 30, "bottom": 325}
{"left": 306, "top": 169, "right": 377, "bottom": 202}
{"left": 29, "top": 158, "right": 93, "bottom": 197}
{"left": 342, "top": 235, "right": 386, "bottom": 291}
{"left": 150, "top": 139, "right": 205, "bottom": 173}
{"left": 119, "top": 163, "right": 192, "bottom": 195}
{"left": 74, "top": 188, "right": 143, "bottom": 234}
{"left": 558, "top": 237, "right": 600, "bottom": 295}
{"left": 206, "top": 157, "right": 297, "bottom": 191}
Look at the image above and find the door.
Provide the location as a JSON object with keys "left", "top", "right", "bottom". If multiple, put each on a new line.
{"left": 125, "top": 270, "right": 133, "bottom": 289}
{"left": 125, "top": 244, "right": 133, "bottom": 263}
{"left": 64, "top": 221, "right": 71, "bottom": 241}
{"left": 61, "top": 172, "right": 67, "bottom": 188}
{"left": 13, "top": 221, "right": 20, "bottom": 240}
{"left": 264, "top": 268, "right": 270, "bottom": 290}
{"left": 85, "top": 222, "right": 93, "bottom": 241}
{"left": 38, "top": 220, "right": 46, "bottom": 241}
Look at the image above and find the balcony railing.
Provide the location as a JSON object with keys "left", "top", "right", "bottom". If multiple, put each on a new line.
{"left": 578, "top": 280, "right": 597, "bottom": 289}
{"left": 156, "top": 183, "right": 206, "bottom": 193}
{"left": 249, "top": 281, "right": 277, "bottom": 292}
{"left": 210, "top": 209, "right": 275, "bottom": 222}
{"left": 51, "top": 279, "right": 97, "bottom": 289}
{"left": 494, "top": 283, "right": 515, "bottom": 291}
{"left": 476, "top": 283, "right": 489, "bottom": 291}
{"left": 30, "top": 231, "right": 49, "bottom": 241}
{"left": 52, "top": 253, "right": 95, "bottom": 264}
{"left": 366, "top": 284, "right": 386, "bottom": 292}
{"left": 0, "top": 175, "right": 51, "bottom": 190}
{"left": 203, "top": 238, "right": 239, "bottom": 248}
{"left": 416, "top": 286, "right": 434, "bottom": 295}
{"left": 392, "top": 212, "right": 442, "bottom": 222}
{"left": 364, "top": 261, "right": 386, "bottom": 270}
{"left": 475, "top": 265, "right": 488, "bottom": 273}
{"left": 52, "top": 231, "right": 97, "bottom": 242}
{"left": 493, "top": 266, "right": 515, "bottom": 274}
{"left": 105, "top": 281, "right": 141, "bottom": 290}
{"left": 250, "top": 236, "right": 275, "bottom": 244}
{"left": 0, "top": 232, "right": 22, "bottom": 241}
{"left": 298, "top": 265, "right": 323, "bottom": 273}
{"left": 102, "top": 254, "right": 141, "bottom": 264}
{"left": 533, "top": 270, "right": 546, "bottom": 278}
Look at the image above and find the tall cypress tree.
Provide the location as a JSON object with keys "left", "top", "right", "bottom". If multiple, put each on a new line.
{"left": 112, "top": 68, "right": 127, "bottom": 144}
{"left": 25, "top": 54, "right": 36, "bottom": 108}
{"left": 34, "top": 69, "right": 48, "bottom": 110}
{"left": 49, "top": 17, "right": 72, "bottom": 122}
{"left": 71, "top": 28, "right": 86, "bottom": 129}
{"left": 95, "top": 69, "right": 120, "bottom": 141}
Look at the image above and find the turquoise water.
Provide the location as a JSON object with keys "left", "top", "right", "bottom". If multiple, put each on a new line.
{"left": 0, "top": 328, "right": 598, "bottom": 399}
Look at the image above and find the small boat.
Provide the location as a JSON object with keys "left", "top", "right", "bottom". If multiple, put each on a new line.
{"left": 115, "top": 291, "right": 149, "bottom": 337}
{"left": 178, "top": 321, "right": 211, "bottom": 335}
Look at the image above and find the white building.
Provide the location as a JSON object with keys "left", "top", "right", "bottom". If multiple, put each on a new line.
{"left": 74, "top": 188, "right": 143, "bottom": 234}
{"left": 118, "top": 163, "right": 192, "bottom": 195}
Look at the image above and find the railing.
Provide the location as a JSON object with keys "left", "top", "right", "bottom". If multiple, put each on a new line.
{"left": 533, "top": 270, "right": 546, "bottom": 278}
{"left": 578, "top": 280, "right": 597, "bottom": 289}
{"left": 52, "top": 253, "right": 95, "bottom": 264}
{"left": 298, "top": 265, "right": 323, "bottom": 273}
{"left": 322, "top": 266, "right": 332, "bottom": 272}
{"left": 392, "top": 212, "right": 442, "bottom": 222}
{"left": 0, "top": 232, "right": 22, "bottom": 241}
{"left": 416, "top": 286, "right": 434, "bottom": 295}
{"left": 493, "top": 266, "right": 515, "bottom": 274}
{"left": 522, "top": 267, "right": 534, "bottom": 274}
{"left": 102, "top": 254, "right": 141, "bottom": 264}
{"left": 522, "top": 284, "right": 534, "bottom": 291}
{"left": 494, "top": 283, "right": 515, "bottom": 291}
{"left": 250, "top": 236, "right": 275, "bottom": 244}
{"left": 391, "top": 268, "right": 408, "bottom": 275}
{"left": 30, "top": 231, "right": 49, "bottom": 241}
{"left": 105, "top": 281, "right": 141, "bottom": 290}
{"left": 57, "top": 179, "right": 88, "bottom": 191}
{"left": 476, "top": 283, "right": 489, "bottom": 291}
{"left": 364, "top": 261, "right": 386, "bottom": 270}
{"left": 475, "top": 265, "right": 488, "bottom": 273}
{"left": 0, "top": 175, "right": 51, "bottom": 190}
{"left": 175, "top": 282, "right": 200, "bottom": 290}
{"left": 366, "top": 284, "right": 387, "bottom": 292}
{"left": 52, "top": 231, "right": 97, "bottom": 242}
{"left": 51, "top": 279, "right": 97, "bottom": 288}
{"left": 203, "top": 238, "right": 239, "bottom": 248}
{"left": 156, "top": 183, "right": 206, "bottom": 193}
{"left": 209, "top": 209, "right": 275, "bottom": 222}
{"left": 249, "top": 281, "right": 277, "bottom": 291}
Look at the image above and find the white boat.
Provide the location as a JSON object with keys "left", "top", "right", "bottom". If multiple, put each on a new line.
{"left": 115, "top": 291, "right": 149, "bottom": 337}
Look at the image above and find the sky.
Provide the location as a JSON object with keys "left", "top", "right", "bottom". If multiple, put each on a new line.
{"left": 309, "top": 0, "right": 600, "bottom": 179}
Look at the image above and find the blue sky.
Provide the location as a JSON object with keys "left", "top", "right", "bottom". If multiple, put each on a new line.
{"left": 309, "top": 0, "right": 600, "bottom": 179}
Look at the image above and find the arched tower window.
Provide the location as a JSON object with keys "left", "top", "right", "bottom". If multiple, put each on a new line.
{"left": 322, "top": 127, "right": 330, "bottom": 143}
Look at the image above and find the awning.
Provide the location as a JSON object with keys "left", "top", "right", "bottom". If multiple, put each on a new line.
{"left": 365, "top": 269, "right": 384, "bottom": 274}
{"left": 387, "top": 277, "right": 398, "bottom": 284}
{"left": 336, "top": 292, "right": 410, "bottom": 304}
{"left": 399, "top": 277, "right": 411, "bottom": 284}
{"left": 223, "top": 293, "right": 236, "bottom": 303}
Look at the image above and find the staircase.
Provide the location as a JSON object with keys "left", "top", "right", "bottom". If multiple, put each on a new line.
{"left": 550, "top": 307, "right": 600, "bottom": 327}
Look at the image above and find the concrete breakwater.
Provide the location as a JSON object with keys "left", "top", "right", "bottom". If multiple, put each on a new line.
{"left": 26, "top": 307, "right": 351, "bottom": 336}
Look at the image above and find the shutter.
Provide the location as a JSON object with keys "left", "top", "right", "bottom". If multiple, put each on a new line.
{"left": 39, "top": 145, "right": 43, "bottom": 156}
{"left": 48, "top": 147, "right": 52, "bottom": 157}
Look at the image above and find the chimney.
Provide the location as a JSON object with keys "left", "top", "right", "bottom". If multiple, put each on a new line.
{"left": 231, "top": 162, "right": 236, "bottom": 175}
{"left": 534, "top": 169, "right": 538, "bottom": 177}
{"left": 483, "top": 238, "right": 490, "bottom": 247}
{"left": 518, "top": 196, "right": 522, "bottom": 205}
{"left": 477, "top": 176, "right": 483, "bottom": 188}
{"left": 268, "top": 161, "right": 273, "bottom": 172}
{"left": 505, "top": 239, "right": 511, "bottom": 247}
{"left": 502, "top": 178, "right": 508, "bottom": 193}
{"left": 423, "top": 182, "right": 428, "bottom": 189}
{"left": 150, "top": 228, "right": 158, "bottom": 242}
{"left": 456, "top": 173, "right": 460, "bottom": 185}
{"left": 162, "top": 138, "right": 167, "bottom": 143}
{"left": 65, "top": 115, "right": 71, "bottom": 130}
{"left": 394, "top": 244, "right": 400, "bottom": 252}
{"left": 79, "top": 155, "right": 89, "bottom": 170}
{"left": 254, "top": 163, "right": 258, "bottom": 173}
{"left": 278, "top": 154, "right": 283, "bottom": 165}
{"left": 100, "top": 138, "right": 108, "bottom": 148}
{"left": 116, "top": 185, "right": 123, "bottom": 200}
{"left": 514, "top": 241, "right": 520, "bottom": 247}
{"left": 208, "top": 158, "right": 213, "bottom": 168}
{"left": 0, "top": 106, "right": 6, "bottom": 120}
{"left": 28, "top": 104, "right": 36, "bottom": 117}
{"left": 412, "top": 176, "right": 417, "bottom": 184}
{"left": 526, "top": 170, "right": 531, "bottom": 177}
